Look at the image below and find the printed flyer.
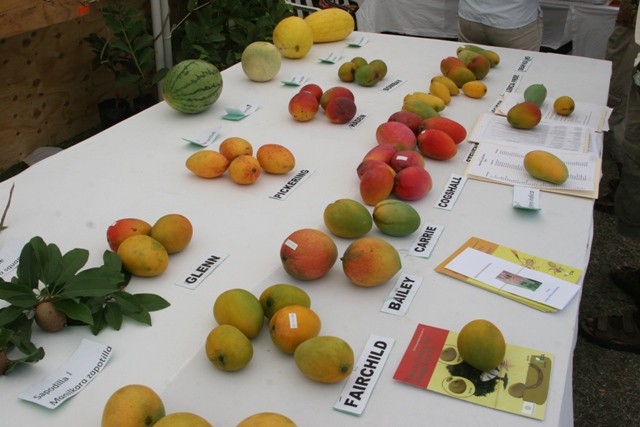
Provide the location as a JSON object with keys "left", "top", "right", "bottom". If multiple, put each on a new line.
{"left": 393, "top": 324, "right": 553, "bottom": 421}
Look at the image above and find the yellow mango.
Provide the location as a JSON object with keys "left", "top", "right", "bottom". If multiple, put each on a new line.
{"left": 431, "top": 75, "right": 460, "bottom": 96}
{"left": 523, "top": 150, "right": 569, "bottom": 185}
{"left": 429, "top": 81, "right": 451, "bottom": 104}
{"left": 403, "top": 92, "right": 445, "bottom": 112}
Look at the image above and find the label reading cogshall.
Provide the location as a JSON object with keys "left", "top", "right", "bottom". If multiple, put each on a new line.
{"left": 270, "top": 169, "right": 315, "bottom": 201}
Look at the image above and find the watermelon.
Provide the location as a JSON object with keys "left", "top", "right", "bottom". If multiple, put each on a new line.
{"left": 162, "top": 59, "right": 223, "bottom": 114}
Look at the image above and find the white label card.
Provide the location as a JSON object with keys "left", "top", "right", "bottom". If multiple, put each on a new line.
{"left": 379, "top": 78, "right": 407, "bottom": 92}
{"left": 19, "top": 339, "right": 113, "bottom": 409}
{"left": 269, "top": 169, "right": 315, "bottom": 200}
{"left": 319, "top": 51, "right": 343, "bottom": 63}
{"left": 433, "top": 174, "right": 467, "bottom": 211}
{"left": 347, "top": 35, "right": 369, "bottom": 47}
{"left": 409, "top": 224, "right": 445, "bottom": 258}
{"left": 182, "top": 127, "right": 221, "bottom": 147}
{"left": 380, "top": 273, "right": 423, "bottom": 316}
{"left": 176, "top": 250, "right": 229, "bottom": 289}
{"left": 516, "top": 55, "right": 533, "bottom": 72}
{"left": 513, "top": 186, "right": 541, "bottom": 210}
{"left": 334, "top": 335, "right": 394, "bottom": 416}
{"left": 344, "top": 113, "right": 370, "bottom": 129}
{"left": 502, "top": 73, "right": 522, "bottom": 96}
{"left": 282, "top": 73, "right": 308, "bottom": 86}
{"left": 0, "top": 237, "right": 28, "bottom": 279}
{"left": 464, "top": 142, "right": 479, "bottom": 163}
{"left": 222, "top": 102, "right": 259, "bottom": 120}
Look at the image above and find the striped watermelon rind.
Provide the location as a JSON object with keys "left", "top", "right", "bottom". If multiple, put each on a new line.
{"left": 162, "top": 59, "right": 223, "bottom": 114}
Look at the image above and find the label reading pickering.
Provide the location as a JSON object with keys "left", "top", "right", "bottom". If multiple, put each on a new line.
{"left": 334, "top": 335, "right": 395, "bottom": 416}
{"left": 380, "top": 273, "right": 423, "bottom": 316}
{"left": 409, "top": 224, "right": 445, "bottom": 258}
{"left": 270, "top": 169, "right": 315, "bottom": 200}
{"left": 176, "top": 250, "right": 229, "bottom": 289}
{"left": 20, "top": 339, "right": 112, "bottom": 409}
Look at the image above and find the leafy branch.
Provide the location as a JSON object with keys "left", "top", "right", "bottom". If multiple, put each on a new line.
{"left": 0, "top": 237, "right": 170, "bottom": 374}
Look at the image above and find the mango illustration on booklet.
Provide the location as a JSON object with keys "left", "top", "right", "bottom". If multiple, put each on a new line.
{"left": 393, "top": 324, "right": 553, "bottom": 421}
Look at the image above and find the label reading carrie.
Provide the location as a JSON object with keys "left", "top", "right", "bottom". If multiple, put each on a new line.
{"left": 176, "top": 250, "right": 229, "bottom": 290}
{"left": 20, "top": 339, "right": 112, "bottom": 409}
{"left": 270, "top": 169, "right": 315, "bottom": 200}
{"left": 409, "top": 224, "right": 445, "bottom": 258}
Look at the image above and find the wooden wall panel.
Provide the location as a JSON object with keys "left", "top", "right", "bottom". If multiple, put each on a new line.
{"left": 0, "top": 0, "right": 146, "bottom": 172}
{"left": 0, "top": 0, "right": 85, "bottom": 39}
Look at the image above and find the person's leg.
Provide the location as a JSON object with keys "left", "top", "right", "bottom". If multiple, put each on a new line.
{"left": 615, "top": 77, "right": 640, "bottom": 239}
{"left": 457, "top": 17, "right": 490, "bottom": 46}
{"left": 486, "top": 18, "right": 543, "bottom": 51}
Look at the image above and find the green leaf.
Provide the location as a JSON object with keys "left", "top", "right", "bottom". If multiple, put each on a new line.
{"left": 104, "top": 302, "right": 123, "bottom": 331}
{"left": 53, "top": 299, "right": 94, "bottom": 325}
{"left": 113, "top": 292, "right": 151, "bottom": 325}
{"left": 4, "top": 346, "right": 46, "bottom": 373}
{"left": 52, "top": 248, "right": 89, "bottom": 288}
{"left": 43, "top": 244, "right": 63, "bottom": 286}
{"left": 134, "top": 33, "right": 154, "bottom": 52}
{"left": 90, "top": 309, "right": 108, "bottom": 336}
{"left": 151, "top": 68, "right": 169, "bottom": 85}
{"left": 115, "top": 74, "right": 142, "bottom": 88}
{"left": 0, "top": 328, "right": 13, "bottom": 349}
{"left": 103, "top": 250, "right": 122, "bottom": 272}
{"left": 0, "top": 282, "right": 38, "bottom": 308}
{"left": 0, "top": 305, "right": 27, "bottom": 327}
{"left": 62, "top": 267, "right": 122, "bottom": 298}
{"left": 9, "top": 318, "right": 37, "bottom": 355}
{"left": 133, "top": 293, "right": 170, "bottom": 312}
{"left": 111, "top": 39, "right": 133, "bottom": 55}
{"left": 16, "top": 241, "right": 39, "bottom": 290}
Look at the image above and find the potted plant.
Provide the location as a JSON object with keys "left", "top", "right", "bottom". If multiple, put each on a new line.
{"left": 84, "top": 0, "right": 169, "bottom": 129}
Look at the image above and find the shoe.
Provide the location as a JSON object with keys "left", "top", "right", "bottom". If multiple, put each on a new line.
{"left": 594, "top": 190, "right": 615, "bottom": 213}
{"left": 579, "top": 310, "right": 640, "bottom": 354}
{"left": 611, "top": 266, "right": 640, "bottom": 305}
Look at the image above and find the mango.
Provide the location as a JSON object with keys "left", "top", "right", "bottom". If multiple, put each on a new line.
{"left": 419, "top": 116, "right": 467, "bottom": 144}
{"left": 150, "top": 213, "right": 193, "bottom": 254}
{"left": 369, "top": 59, "right": 388, "bottom": 78}
{"left": 338, "top": 61, "right": 357, "bottom": 82}
{"left": 554, "top": 96, "right": 575, "bottom": 116}
{"left": 280, "top": 229, "right": 338, "bottom": 281}
{"left": 213, "top": 288, "right": 265, "bottom": 339}
{"left": 354, "top": 64, "right": 382, "bottom": 87}
{"left": 466, "top": 55, "right": 490, "bottom": 80}
{"left": 376, "top": 121, "right": 417, "bottom": 151}
{"left": 356, "top": 159, "right": 396, "bottom": 180}
{"left": 205, "top": 324, "right": 253, "bottom": 371}
{"left": 403, "top": 92, "right": 445, "bottom": 112}
{"left": 456, "top": 49, "right": 477, "bottom": 65}
{"left": 393, "top": 166, "right": 433, "bottom": 201}
{"left": 431, "top": 75, "right": 460, "bottom": 96}
{"left": 523, "top": 150, "right": 569, "bottom": 185}
{"left": 524, "top": 84, "right": 547, "bottom": 106}
{"left": 459, "top": 44, "right": 500, "bottom": 67}
{"left": 102, "top": 384, "right": 165, "bottom": 427}
{"left": 294, "top": 336, "right": 354, "bottom": 383}
{"left": 360, "top": 167, "right": 395, "bottom": 206}
{"left": 341, "top": 237, "right": 401, "bottom": 287}
{"left": 186, "top": 150, "right": 229, "bottom": 178}
{"left": 237, "top": 412, "right": 297, "bottom": 427}
{"left": 417, "top": 129, "right": 457, "bottom": 160}
{"left": 440, "top": 56, "right": 466, "bottom": 75}
{"left": 288, "top": 91, "right": 319, "bottom": 122}
{"left": 389, "top": 149, "right": 425, "bottom": 172}
{"left": 429, "top": 81, "right": 451, "bottom": 105}
{"left": 361, "top": 144, "right": 397, "bottom": 164}
{"left": 325, "top": 97, "right": 357, "bottom": 124}
{"left": 461, "top": 81, "right": 487, "bottom": 99}
{"left": 256, "top": 143, "right": 295, "bottom": 174}
{"left": 323, "top": 199, "right": 373, "bottom": 239}
{"left": 320, "top": 86, "right": 354, "bottom": 110}
{"left": 372, "top": 200, "right": 421, "bottom": 237}
{"left": 445, "top": 66, "right": 476, "bottom": 88}
{"left": 506, "top": 102, "right": 542, "bottom": 129}
{"left": 401, "top": 99, "right": 439, "bottom": 120}
{"left": 388, "top": 110, "right": 423, "bottom": 135}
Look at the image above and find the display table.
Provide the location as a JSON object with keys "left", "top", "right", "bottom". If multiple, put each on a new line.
{"left": 357, "top": 0, "right": 618, "bottom": 58}
{"left": 0, "top": 31, "right": 610, "bottom": 426}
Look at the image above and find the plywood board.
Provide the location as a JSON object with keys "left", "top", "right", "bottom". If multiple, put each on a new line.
{"left": 0, "top": 0, "right": 88, "bottom": 39}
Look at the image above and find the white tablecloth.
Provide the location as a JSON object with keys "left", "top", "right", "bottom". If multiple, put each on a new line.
{"left": 357, "top": 0, "right": 618, "bottom": 59}
{"left": 0, "top": 31, "right": 610, "bottom": 426}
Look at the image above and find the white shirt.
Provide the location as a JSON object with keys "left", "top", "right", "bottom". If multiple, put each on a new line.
{"left": 458, "top": 0, "right": 542, "bottom": 30}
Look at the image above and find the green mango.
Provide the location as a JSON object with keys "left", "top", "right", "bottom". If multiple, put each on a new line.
{"left": 524, "top": 84, "right": 547, "bottom": 106}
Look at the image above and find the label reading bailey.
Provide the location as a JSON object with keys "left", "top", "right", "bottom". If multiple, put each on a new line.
{"left": 342, "top": 340, "right": 388, "bottom": 408}
{"left": 386, "top": 276, "right": 416, "bottom": 310}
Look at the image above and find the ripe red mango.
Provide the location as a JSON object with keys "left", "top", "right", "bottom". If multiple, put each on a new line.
{"left": 389, "top": 150, "right": 425, "bottom": 172}
{"left": 393, "top": 166, "right": 433, "bottom": 201}
{"left": 320, "top": 86, "right": 354, "bottom": 110}
{"left": 362, "top": 143, "right": 397, "bottom": 164}
{"left": 507, "top": 102, "right": 542, "bottom": 129}
{"left": 360, "top": 167, "right": 395, "bottom": 206}
{"left": 376, "top": 121, "right": 417, "bottom": 151}
{"left": 465, "top": 55, "right": 490, "bottom": 80}
{"left": 420, "top": 116, "right": 467, "bottom": 144}
{"left": 356, "top": 159, "right": 396, "bottom": 180}
{"left": 325, "top": 97, "right": 357, "bottom": 124}
{"left": 440, "top": 56, "right": 466, "bottom": 75}
{"left": 445, "top": 66, "right": 476, "bottom": 88}
{"left": 388, "top": 110, "right": 423, "bottom": 135}
{"left": 417, "top": 129, "right": 457, "bottom": 160}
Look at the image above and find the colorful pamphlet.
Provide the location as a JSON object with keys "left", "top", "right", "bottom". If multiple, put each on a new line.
{"left": 394, "top": 324, "right": 553, "bottom": 421}
{"left": 435, "top": 237, "right": 583, "bottom": 312}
